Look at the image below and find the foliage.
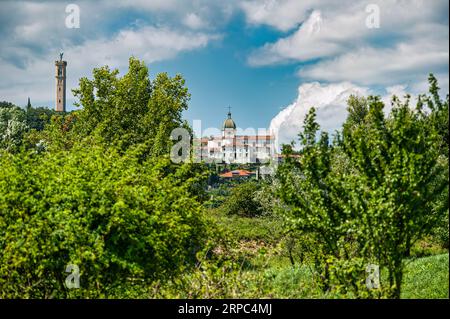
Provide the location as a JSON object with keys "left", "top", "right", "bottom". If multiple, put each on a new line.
{"left": 25, "top": 106, "right": 55, "bottom": 131}
{"left": 0, "top": 101, "right": 56, "bottom": 152}
{"left": 25, "top": 112, "right": 79, "bottom": 153}
{"left": 276, "top": 75, "right": 449, "bottom": 298}
{"left": 0, "top": 104, "right": 28, "bottom": 152}
{"left": 205, "top": 184, "right": 231, "bottom": 208}
{"left": 221, "top": 181, "right": 263, "bottom": 217}
{"left": 0, "top": 101, "right": 18, "bottom": 109}
{"left": 211, "top": 209, "right": 284, "bottom": 243}
{"left": 0, "top": 143, "right": 208, "bottom": 298}
{"left": 340, "top": 84, "right": 448, "bottom": 298}
{"left": 72, "top": 57, "right": 190, "bottom": 157}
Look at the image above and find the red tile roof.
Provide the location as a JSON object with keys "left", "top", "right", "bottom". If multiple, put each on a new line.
{"left": 219, "top": 169, "right": 255, "bottom": 178}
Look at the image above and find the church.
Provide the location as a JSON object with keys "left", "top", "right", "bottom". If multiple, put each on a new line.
{"left": 194, "top": 111, "right": 275, "bottom": 164}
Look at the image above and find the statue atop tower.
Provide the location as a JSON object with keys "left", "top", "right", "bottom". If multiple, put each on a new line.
{"left": 55, "top": 52, "right": 67, "bottom": 112}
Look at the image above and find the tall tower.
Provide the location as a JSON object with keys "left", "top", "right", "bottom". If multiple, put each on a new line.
{"left": 55, "top": 52, "right": 67, "bottom": 112}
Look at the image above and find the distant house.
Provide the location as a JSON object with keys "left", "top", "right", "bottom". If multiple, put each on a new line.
{"left": 194, "top": 111, "right": 275, "bottom": 164}
{"left": 219, "top": 169, "right": 255, "bottom": 179}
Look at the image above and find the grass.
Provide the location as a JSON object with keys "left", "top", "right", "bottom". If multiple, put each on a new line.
{"left": 154, "top": 254, "right": 449, "bottom": 298}
{"left": 191, "top": 208, "right": 450, "bottom": 299}
{"left": 401, "top": 253, "right": 449, "bottom": 299}
{"left": 209, "top": 208, "right": 285, "bottom": 242}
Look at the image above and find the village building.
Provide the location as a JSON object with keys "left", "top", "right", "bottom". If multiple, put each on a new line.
{"left": 194, "top": 111, "right": 275, "bottom": 164}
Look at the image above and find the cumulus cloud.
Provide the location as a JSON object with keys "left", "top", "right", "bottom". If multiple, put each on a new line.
{"left": 269, "top": 76, "right": 448, "bottom": 151}
{"left": 248, "top": 0, "right": 449, "bottom": 89}
{"left": 183, "top": 13, "right": 209, "bottom": 30}
{"left": 270, "top": 82, "right": 369, "bottom": 149}
{"left": 298, "top": 37, "right": 449, "bottom": 87}
{"left": 0, "top": 1, "right": 222, "bottom": 108}
{"left": 248, "top": 10, "right": 348, "bottom": 66}
{"left": 240, "top": 0, "right": 342, "bottom": 31}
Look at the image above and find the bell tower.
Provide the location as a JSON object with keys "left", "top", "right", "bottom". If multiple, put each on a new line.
{"left": 55, "top": 52, "right": 67, "bottom": 112}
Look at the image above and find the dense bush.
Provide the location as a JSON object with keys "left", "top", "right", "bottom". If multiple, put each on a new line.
{"left": 0, "top": 145, "right": 208, "bottom": 298}
{"left": 221, "top": 181, "right": 263, "bottom": 217}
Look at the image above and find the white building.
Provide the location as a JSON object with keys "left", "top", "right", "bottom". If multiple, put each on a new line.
{"left": 194, "top": 111, "right": 275, "bottom": 164}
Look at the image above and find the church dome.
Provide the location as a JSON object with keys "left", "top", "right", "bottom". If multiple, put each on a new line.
{"left": 223, "top": 111, "right": 236, "bottom": 129}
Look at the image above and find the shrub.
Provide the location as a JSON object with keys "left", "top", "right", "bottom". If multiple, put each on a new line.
{"left": 221, "top": 181, "right": 263, "bottom": 217}
{"left": 0, "top": 145, "right": 207, "bottom": 298}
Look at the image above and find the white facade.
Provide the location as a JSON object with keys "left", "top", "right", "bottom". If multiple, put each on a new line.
{"left": 194, "top": 112, "right": 274, "bottom": 164}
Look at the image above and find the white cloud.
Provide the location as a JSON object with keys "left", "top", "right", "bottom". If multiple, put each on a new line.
{"left": 0, "top": 26, "right": 220, "bottom": 108}
{"left": 270, "top": 82, "right": 369, "bottom": 149}
{"left": 69, "top": 26, "right": 220, "bottom": 67}
{"left": 240, "top": 0, "right": 353, "bottom": 32}
{"left": 248, "top": 0, "right": 449, "bottom": 89}
{"left": 183, "top": 13, "right": 209, "bottom": 30}
{"left": 242, "top": 0, "right": 447, "bottom": 33}
{"left": 116, "top": 0, "right": 179, "bottom": 11}
{"left": 270, "top": 75, "right": 449, "bottom": 151}
{"left": 298, "top": 37, "right": 449, "bottom": 86}
{"left": 248, "top": 9, "right": 351, "bottom": 66}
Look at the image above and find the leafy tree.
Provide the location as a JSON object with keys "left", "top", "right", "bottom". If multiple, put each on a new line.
{"left": 0, "top": 101, "right": 17, "bottom": 109}
{"left": 277, "top": 76, "right": 448, "bottom": 298}
{"left": 277, "top": 107, "right": 354, "bottom": 293}
{"left": 25, "top": 106, "right": 55, "bottom": 131}
{"left": 222, "top": 181, "right": 263, "bottom": 217}
{"left": 72, "top": 57, "right": 190, "bottom": 157}
{"left": 0, "top": 104, "right": 28, "bottom": 152}
{"left": 340, "top": 89, "right": 447, "bottom": 298}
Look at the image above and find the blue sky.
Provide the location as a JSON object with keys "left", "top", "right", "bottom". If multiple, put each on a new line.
{"left": 0, "top": 0, "right": 448, "bottom": 146}
{"left": 150, "top": 14, "right": 300, "bottom": 130}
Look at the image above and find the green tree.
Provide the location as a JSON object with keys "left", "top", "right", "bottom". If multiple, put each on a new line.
{"left": 0, "top": 101, "right": 17, "bottom": 109}
{"left": 222, "top": 181, "right": 263, "bottom": 217}
{"left": 277, "top": 107, "right": 354, "bottom": 294}
{"left": 0, "top": 104, "right": 28, "bottom": 152}
{"left": 277, "top": 76, "right": 448, "bottom": 298}
{"left": 25, "top": 106, "right": 55, "bottom": 131}
{"left": 72, "top": 57, "right": 190, "bottom": 157}
{"left": 341, "top": 90, "right": 447, "bottom": 298}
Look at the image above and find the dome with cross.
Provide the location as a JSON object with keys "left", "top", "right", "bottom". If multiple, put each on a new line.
{"left": 223, "top": 110, "right": 236, "bottom": 130}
